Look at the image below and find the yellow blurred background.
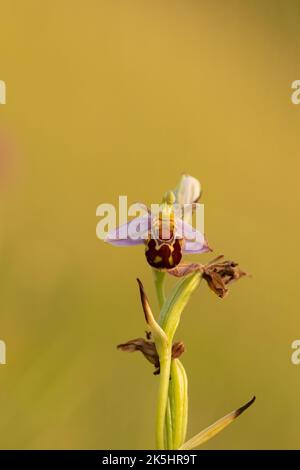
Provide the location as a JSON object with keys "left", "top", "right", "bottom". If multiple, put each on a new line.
{"left": 0, "top": 0, "right": 299, "bottom": 449}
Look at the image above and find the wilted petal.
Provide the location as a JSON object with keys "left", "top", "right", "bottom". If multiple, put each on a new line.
{"left": 117, "top": 338, "right": 159, "bottom": 371}
{"left": 171, "top": 341, "right": 185, "bottom": 359}
{"left": 105, "top": 214, "right": 150, "bottom": 246}
{"left": 168, "top": 263, "right": 202, "bottom": 277}
{"left": 117, "top": 337, "right": 185, "bottom": 375}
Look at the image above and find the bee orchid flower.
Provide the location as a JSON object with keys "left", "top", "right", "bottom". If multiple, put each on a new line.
{"left": 105, "top": 176, "right": 211, "bottom": 271}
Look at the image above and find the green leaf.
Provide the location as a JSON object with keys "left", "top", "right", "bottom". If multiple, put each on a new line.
{"left": 136, "top": 279, "right": 168, "bottom": 353}
{"left": 164, "top": 398, "right": 173, "bottom": 450}
{"left": 169, "top": 359, "right": 188, "bottom": 449}
{"left": 158, "top": 272, "right": 201, "bottom": 341}
{"left": 179, "top": 396, "right": 256, "bottom": 450}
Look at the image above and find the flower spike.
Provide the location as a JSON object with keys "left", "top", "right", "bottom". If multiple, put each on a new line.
{"left": 103, "top": 175, "right": 255, "bottom": 450}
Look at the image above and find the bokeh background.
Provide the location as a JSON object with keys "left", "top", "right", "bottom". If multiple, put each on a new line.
{"left": 0, "top": 0, "right": 299, "bottom": 449}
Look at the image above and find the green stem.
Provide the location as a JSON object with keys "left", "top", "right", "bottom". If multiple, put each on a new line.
{"left": 152, "top": 269, "right": 197, "bottom": 449}
{"left": 155, "top": 346, "right": 171, "bottom": 450}
{"left": 152, "top": 269, "right": 173, "bottom": 450}
{"left": 157, "top": 272, "right": 200, "bottom": 449}
{"left": 152, "top": 269, "right": 166, "bottom": 310}
{"left": 159, "top": 273, "right": 201, "bottom": 340}
{"left": 165, "top": 395, "right": 173, "bottom": 450}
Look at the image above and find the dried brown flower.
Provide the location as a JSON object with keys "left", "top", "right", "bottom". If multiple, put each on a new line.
{"left": 202, "top": 255, "right": 247, "bottom": 298}
{"left": 168, "top": 255, "right": 246, "bottom": 298}
{"left": 117, "top": 338, "right": 185, "bottom": 375}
